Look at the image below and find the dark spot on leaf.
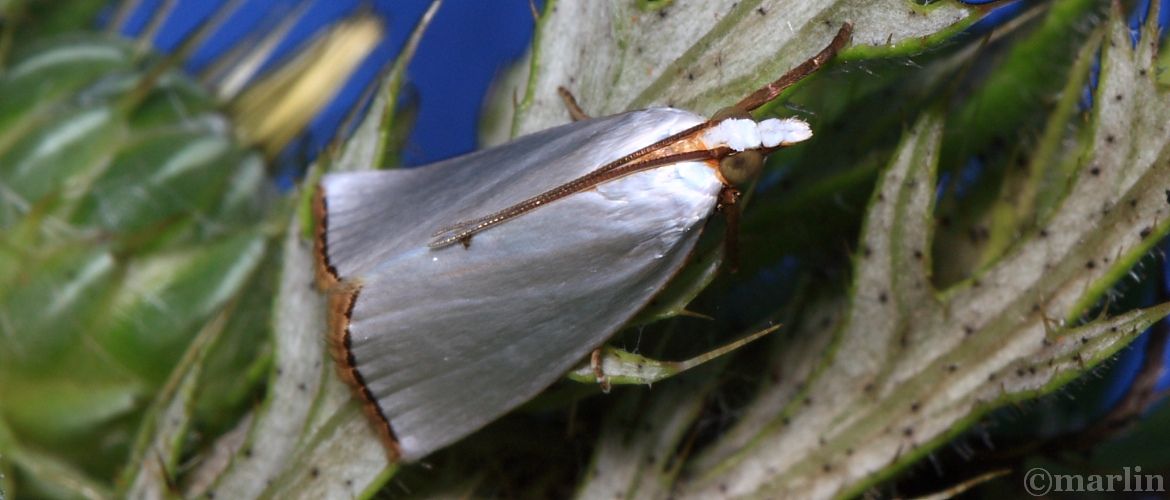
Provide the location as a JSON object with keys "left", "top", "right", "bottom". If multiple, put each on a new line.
{"left": 878, "top": 292, "right": 888, "bottom": 304}
{"left": 988, "top": 372, "right": 998, "bottom": 381}
{"left": 1016, "top": 368, "right": 1026, "bottom": 377}
{"left": 719, "top": 483, "right": 729, "bottom": 493}
{"left": 1105, "top": 134, "right": 1116, "bottom": 144}
{"left": 756, "top": 7, "right": 766, "bottom": 15}
{"left": 963, "top": 325, "right": 975, "bottom": 336}
{"left": 864, "top": 382, "right": 875, "bottom": 393}
{"left": 903, "top": 427, "right": 914, "bottom": 437}
{"left": 863, "top": 245, "right": 873, "bottom": 258}
{"left": 947, "top": 364, "right": 958, "bottom": 373}
{"left": 913, "top": 249, "right": 923, "bottom": 260}
{"left": 1039, "top": 229, "right": 1048, "bottom": 238}
{"left": 804, "top": 396, "right": 814, "bottom": 406}
{"left": 1140, "top": 226, "right": 1152, "bottom": 238}
{"left": 823, "top": 463, "right": 833, "bottom": 473}
{"left": 310, "top": 467, "right": 320, "bottom": 479}
{"left": 1086, "top": 260, "right": 1096, "bottom": 269}
{"left": 1089, "top": 166, "right": 1101, "bottom": 176}
{"left": 1115, "top": 93, "right": 1124, "bottom": 102}
{"left": 911, "top": 402, "right": 921, "bottom": 412}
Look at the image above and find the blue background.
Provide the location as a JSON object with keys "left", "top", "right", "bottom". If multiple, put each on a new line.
{"left": 114, "top": 0, "right": 537, "bottom": 167}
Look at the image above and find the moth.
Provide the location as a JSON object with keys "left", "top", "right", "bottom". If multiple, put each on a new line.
{"left": 314, "top": 23, "right": 852, "bottom": 461}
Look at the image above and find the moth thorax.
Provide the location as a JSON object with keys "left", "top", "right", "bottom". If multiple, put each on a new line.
{"left": 710, "top": 105, "right": 753, "bottom": 122}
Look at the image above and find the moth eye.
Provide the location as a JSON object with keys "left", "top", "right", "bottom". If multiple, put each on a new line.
{"left": 719, "top": 150, "right": 765, "bottom": 186}
{"left": 710, "top": 105, "right": 752, "bottom": 122}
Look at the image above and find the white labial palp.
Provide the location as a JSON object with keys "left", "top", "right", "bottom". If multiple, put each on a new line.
{"left": 700, "top": 117, "right": 812, "bottom": 151}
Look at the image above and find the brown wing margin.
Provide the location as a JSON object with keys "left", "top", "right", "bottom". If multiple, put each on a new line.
{"left": 314, "top": 184, "right": 403, "bottom": 460}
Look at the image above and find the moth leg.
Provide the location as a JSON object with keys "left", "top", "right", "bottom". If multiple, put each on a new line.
{"left": 718, "top": 187, "right": 742, "bottom": 274}
{"left": 557, "top": 86, "right": 591, "bottom": 121}
{"left": 590, "top": 348, "right": 611, "bottom": 393}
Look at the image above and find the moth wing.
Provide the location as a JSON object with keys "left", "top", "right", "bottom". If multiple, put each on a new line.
{"left": 319, "top": 108, "right": 722, "bottom": 460}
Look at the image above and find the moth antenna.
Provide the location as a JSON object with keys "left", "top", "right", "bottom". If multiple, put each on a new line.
{"left": 428, "top": 149, "right": 720, "bottom": 249}
{"left": 732, "top": 22, "right": 853, "bottom": 113}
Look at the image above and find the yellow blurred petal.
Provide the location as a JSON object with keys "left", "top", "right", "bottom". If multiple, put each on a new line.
{"left": 230, "top": 15, "right": 384, "bottom": 155}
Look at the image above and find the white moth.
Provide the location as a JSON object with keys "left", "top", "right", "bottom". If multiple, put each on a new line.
{"left": 315, "top": 24, "right": 852, "bottom": 461}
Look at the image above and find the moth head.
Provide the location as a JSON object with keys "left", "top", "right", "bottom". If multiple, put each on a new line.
{"left": 709, "top": 106, "right": 766, "bottom": 187}
{"left": 718, "top": 149, "right": 765, "bottom": 187}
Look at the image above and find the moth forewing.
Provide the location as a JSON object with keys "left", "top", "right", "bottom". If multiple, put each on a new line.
{"left": 315, "top": 23, "right": 852, "bottom": 461}
{"left": 316, "top": 109, "right": 724, "bottom": 460}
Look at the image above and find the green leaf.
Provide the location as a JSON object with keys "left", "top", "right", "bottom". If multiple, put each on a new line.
{"left": 672, "top": 11, "right": 1170, "bottom": 496}
{"left": 566, "top": 325, "right": 778, "bottom": 386}
{"left": 0, "top": 32, "right": 277, "bottom": 494}
{"left": 119, "top": 305, "right": 234, "bottom": 499}
{"left": 179, "top": 5, "right": 442, "bottom": 499}
{"left": 485, "top": 0, "right": 986, "bottom": 142}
